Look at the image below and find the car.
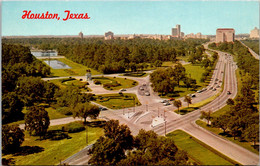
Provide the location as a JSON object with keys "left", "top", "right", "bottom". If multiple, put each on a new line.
{"left": 189, "top": 94, "right": 196, "bottom": 98}
{"left": 143, "top": 83, "right": 146, "bottom": 86}
{"left": 215, "top": 78, "right": 218, "bottom": 81}
{"left": 161, "top": 99, "right": 168, "bottom": 103}
{"left": 119, "top": 91, "right": 123, "bottom": 95}
{"left": 169, "top": 98, "right": 175, "bottom": 101}
{"left": 145, "top": 92, "right": 150, "bottom": 96}
{"left": 227, "top": 91, "right": 231, "bottom": 95}
{"left": 140, "top": 87, "right": 144, "bottom": 90}
{"left": 216, "top": 85, "right": 220, "bottom": 88}
{"left": 215, "top": 82, "right": 218, "bottom": 84}
{"left": 219, "top": 80, "right": 222, "bottom": 83}
{"left": 209, "top": 87, "right": 213, "bottom": 90}
{"left": 197, "top": 90, "right": 202, "bottom": 93}
{"left": 120, "top": 88, "right": 126, "bottom": 92}
{"left": 212, "top": 88, "right": 216, "bottom": 91}
{"left": 163, "top": 102, "right": 171, "bottom": 106}
{"left": 101, "top": 107, "right": 108, "bottom": 111}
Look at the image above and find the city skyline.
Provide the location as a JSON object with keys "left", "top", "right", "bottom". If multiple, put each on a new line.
{"left": 2, "top": 1, "right": 259, "bottom": 36}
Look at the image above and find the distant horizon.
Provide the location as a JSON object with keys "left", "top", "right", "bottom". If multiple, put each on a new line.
{"left": 2, "top": 1, "right": 259, "bottom": 36}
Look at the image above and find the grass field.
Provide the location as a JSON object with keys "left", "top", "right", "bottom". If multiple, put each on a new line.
{"left": 94, "top": 93, "right": 141, "bottom": 109}
{"left": 3, "top": 122, "right": 104, "bottom": 165}
{"left": 49, "top": 78, "right": 92, "bottom": 92}
{"left": 44, "top": 58, "right": 101, "bottom": 77}
{"left": 167, "top": 130, "right": 238, "bottom": 165}
{"left": 92, "top": 76, "right": 138, "bottom": 90}
{"left": 196, "top": 120, "right": 259, "bottom": 155}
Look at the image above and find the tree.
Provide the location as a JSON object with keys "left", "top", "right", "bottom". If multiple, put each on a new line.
{"left": 243, "top": 124, "right": 259, "bottom": 146}
{"left": 212, "top": 115, "right": 230, "bottom": 133}
{"left": 15, "top": 76, "right": 48, "bottom": 106}
{"left": 173, "top": 63, "right": 186, "bottom": 86}
{"left": 72, "top": 102, "right": 100, "bottom": 124}
{"left": 88, "top": 120, "right": 134, "bottom": 165}
{"left": 226, "top": 98, "right": 234, "bottom": 106}
{"left": 200, "top": 111, "right": 212, "bottom": 125}
{"left": 174, "top": 100, "right": 182, "bottom": 113}
{"left": 2, "top": 92, "right": 24, "bottom": 124}
{"left": 184, "top": 95, "right": 192, "bottom": 108}
{"left": 2, "top": 124, "right": 24, "bottom": 153}
{"left": 24, "top": 106, "right": 50, "bottom": 138}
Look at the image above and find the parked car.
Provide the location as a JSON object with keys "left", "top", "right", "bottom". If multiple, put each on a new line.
{"left": 197, "top": 90, "right": 202, "bottom": 93}
{"left": 163, "top": 102, "right": 171, "bottom": 106}
{"left": 143, "top": 83, "right": 146, "bottom": 86}
{"left": 169, "top": 98, "right": 175, "bottom": 101}
{"left": 140, "top": 87, "right": 144, "bottom": 90}
{"left": 161, "top": 99, "right": 168, "bottom": 103}
{"left": 209, "top": 87, "right": 213, "bottom": 90}
{"left": 216, "top": 85, "right": 220, "bottom": 88}
{"left": 227, "top": 91, "right": 231, "bottom": 95}
{"left": 212, "top": 88, "right": 216, "bottom": 91}
{"left": 145, "top": 92, "right": 150, "bottom": 96}
{"left": 189, "top": 94, "right": 196, "bottom": 97}
{"left": 120, "top": 88, "right": 127, "bottom": 92}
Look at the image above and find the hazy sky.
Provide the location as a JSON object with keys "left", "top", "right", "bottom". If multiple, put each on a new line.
{"left": 2, "top": 1, "right": 259, "bottom": 36}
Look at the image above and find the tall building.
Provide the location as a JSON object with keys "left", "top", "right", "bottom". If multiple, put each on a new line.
{"left": 79, "top": 31, "right": 83, "bottom": 39}
{"left": 250, "top": 27, "right": 259, "bottom": 38}
{"left": 216, "top": 28, "right": 235, "bottom": 43}
{"left": 104, "top": 31, "right": 114, "bottom": 40}
{"left": 172, "top": 24, "right": 181, "bottom": 38}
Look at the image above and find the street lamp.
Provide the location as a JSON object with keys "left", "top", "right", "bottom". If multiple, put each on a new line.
{"left": 164, "top": 120, "right": 167, "bottom": 136}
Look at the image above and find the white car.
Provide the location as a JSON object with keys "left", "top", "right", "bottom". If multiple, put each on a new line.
{"left": 160, "top": 99, "right": 168, "bottom": 103}
{"left": 145, "top": 92, "right": 150, "bottom": 96}
{"left": 140, "top": 87, "right": 144, "bottom": 90}
{"left": 163, "top": 102, "right": 170, "bottom": 106}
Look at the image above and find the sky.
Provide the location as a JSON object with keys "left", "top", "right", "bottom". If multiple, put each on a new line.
{"left": 1, "top": 1, "right": 259, "bottom": 36}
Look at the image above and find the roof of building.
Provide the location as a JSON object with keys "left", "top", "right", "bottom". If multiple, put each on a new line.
{"left": 217, "top": 28, "right": 235, "bottom": 31}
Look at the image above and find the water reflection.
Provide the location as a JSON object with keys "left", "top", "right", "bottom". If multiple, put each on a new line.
{"left": 31, "top": 51, "right": 58, "bottom": 57}
{"left": 44, "top": 60, "right": 71, "bottom": 69}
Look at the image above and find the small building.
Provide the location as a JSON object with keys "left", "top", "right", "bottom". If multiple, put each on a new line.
{"left": 79, "top": 31, "right": 83, "bottom": 39}
{"left": 104, "top": 31, "right": 114, "bottom": 40}
{"left": 250, "top": 27, "right": 259, "bottom": 39}
{"left": 216, "top": 28, "right": 235, "bottom": 43}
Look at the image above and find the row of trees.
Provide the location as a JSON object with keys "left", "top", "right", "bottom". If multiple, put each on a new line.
{"left": 150, "top": 63, "right": 197, "bottom": 95}
{"left": 88, "top": 120, "right": 189, "bottom": 165}
{"left": 3, "top": 38, "right": 209, "bottom": 74}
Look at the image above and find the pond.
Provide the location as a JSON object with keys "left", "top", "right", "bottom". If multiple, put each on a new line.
{"left": 44, "top": 60, "right": 71, "bottom": 69}
{"left": 31, "top": 51, "right": 58, "bottom": 57}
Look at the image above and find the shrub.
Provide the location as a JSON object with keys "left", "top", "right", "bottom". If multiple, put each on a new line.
{"left": 47, "top": 130, "right": 70, "bottom": 140}
{"left": 94, "top": 80, "right": 101, "bottom": 85}
{"left": 61, "top": 78, "right": 76, "bottom": 83}
{"left": 63, "top": 122, "right": 85, "bottom": 133}
{"left": 57, "top": 107, "right": 72, "bottom": 115}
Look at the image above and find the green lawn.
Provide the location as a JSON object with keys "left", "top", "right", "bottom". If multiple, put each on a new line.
{"left": 8, "top": 106, "right": 69, "bottom": 126}
{"left": 44, "top": 58, "right": 101, "bottom": 77}
{"left": 92, "top": 76, "right": 138, "bottom": 90}
{"left": 49, "top": 78, "right": 92, "bottom": 92}
{"left": 3, "top": 122, "right": 104, "bottom": 165}
{"left": 94, "top": 93, "right": 141, "bottom": 109}
{"left": 196, "top": 120, "right": 259, "bottom": 155}
{"left": 167, "top": 130, "right": 238, "bottom": 165}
